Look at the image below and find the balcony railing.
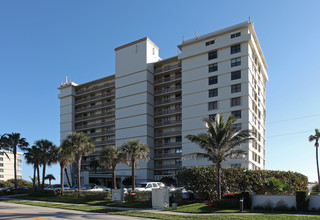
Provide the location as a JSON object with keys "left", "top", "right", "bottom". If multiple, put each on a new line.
{"left": 77, "top": 82, "right": 114, "bottom": 95}
{"left": 155, "top": 119, "right": 182, "bottom": 127}
{"left": 154, "top": 63, "right": 182, "bottom": 75}
{"left": 155, "top": 153, "right": 182, "bottom": 159}
{"left": 75, "top": 92, "right": 115, "bottom": 105}
{"left": 155, "top": 141, "right": 182, "bottom": 148}
{"left": 155, "top": 130, "right": 181, "bottom": 137}
{"left": 75, "top": 121, "right": 115, "bottom": 130}
{"left": 154, "top": 97, "right": 181, "bottom": 106}
{"left": 155, "top": 108, "right": 181, "bottom": 116}
{"left": 154, "top": 164, "right": 182, "bottom": 169}
{"left": 75, "top": 101, "right": 115, "bottom": 113}
{"left": 154, "top": 85, "right": 182, "bottom": 95}
{"left": 154, "top": 75, "right": 181, "bottom": 84}
{"left": 75, "top": 111, "right": 115, "bottom": 122}
{"left": 86, "top": 130, "right": 115, "bottom": 138}
{"left": 94, "top": 140, "right": 115, "bottom": 146}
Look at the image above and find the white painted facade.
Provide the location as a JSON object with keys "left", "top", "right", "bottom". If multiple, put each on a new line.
{"left": 0, "top": 150, "right": 23, "bottom": 181}
{"left": 58, "top": 21, "right": 268, "bottom": 186}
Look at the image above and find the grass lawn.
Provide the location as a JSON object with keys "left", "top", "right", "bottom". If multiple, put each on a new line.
{"left": 11, "top": 195, "right": 151, "bottom": 208}
{"left": 1, "top": 200, "right": 320, "bottom": 220}
{"left": 163, "top": 203, "right": 247, "bottom": 213}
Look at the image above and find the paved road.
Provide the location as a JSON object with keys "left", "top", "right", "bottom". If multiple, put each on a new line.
{"left": 0, "top": 202, "right": 154, "bottom": 220}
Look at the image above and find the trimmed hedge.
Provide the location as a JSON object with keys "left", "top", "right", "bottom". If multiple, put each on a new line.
{"left": 177, "top": 167, "right": 308, "bottom": 201}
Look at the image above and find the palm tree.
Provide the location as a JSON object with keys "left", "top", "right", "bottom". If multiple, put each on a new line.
{"left": 121, "top": 140, "right": 149, "bottom": 191}
{"left": 24, "top": 145, "right": 41, "bottom": 190}
{"left": 99, "top": 145, "right": 125, "bottom": 189}
{"left": 89, "top": 160, "right": 99, "bottom": 174}
{"left": 58, "top": 143, "right": 75, "bottom": 195}
{"left": 0, "top": 134, "right": 9, "bottom": 159}
{"left": 309, "top": 129, "right": 320, "bottom": 185}
{"left": 35, "top": 139, "right": 58, "bottom": 190}
{"left": 61, "top": 132, "right": 95, "bottom": 192}
{"left": 5, "top": 133, "right": 29, "bottom": 188}
{"left": 45, "top": 174, "right": 56, "bottom": 185}
{"left": 185, "top": 114, "right": 253, "bottom": 200}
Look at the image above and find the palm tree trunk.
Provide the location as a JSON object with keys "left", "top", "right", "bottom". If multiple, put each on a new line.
{"left": 77, "top": 157, "right": 82, "bottom": 195}
{"left": 132, "top": 159, "right": 135, "bottom": 191}
{"left": 61, "top": 165, "right": 65, "bottom": 196}
{"left": 112, "top": 166, "right": 116, "bottom": 189}
{"left": 65, "top": 167, "right": 71, "bottom": 187}
{"left": 316, "top": 146, "right": 320, "bottom": 185}
{"left": 217, "top": 162, "right": 222, "bottom": 200}
{"left": 32, "top": 164, "right": 36, "bottom": 191}
{"left": 13, "top": 148, "right": 17, "bottom": 188}
{"left": 42, "top": 164, "right": 46, "bottom": 189}
{"left": 37, "top": 165, "right": 40, "bottom": 190}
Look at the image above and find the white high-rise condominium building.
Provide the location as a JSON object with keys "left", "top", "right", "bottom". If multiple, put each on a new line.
{"left": 58, "top": 21, "right": 268, "bottom": 186}
{"left": 0, "top": 150, "right": 23, "bottom": 182}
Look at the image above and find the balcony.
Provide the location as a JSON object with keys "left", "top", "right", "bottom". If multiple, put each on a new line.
{"left": 75, "top": 121, "right": 115, "bottom": 131}
{"left": 75, "top": 101, "right": 115, "bottom": 113}
{"left": 86, "top": 130, "right": 115, "bottom": 138}
{"left": 154, "top": 97, "right": 181, "bottom": 106}
{"left": 75, "top": 111, "right": 115, "bottom": 122}
{"left": 154, "top": 63, "right": 182, "bottom": 75}
{"left": 75, "top": 92, "right": 115, "bottom": 105}
{"left": 155, "top": 153, "right": 182, "bottom": 159}
{"left": 154, "top": 85, "right": 182, "bottom": 96}
{"left": 155, "top": 141, "right": 182, "bottom": 149}
{"left": 155, "top": 119, "right": 182, "bottom": 127}
{"left": 155, "top": 108, "right": 181, "bottom": 117}
{"left": 154, "top": 164, "right": 182, "bottom": 169}
{"left": 77, "top": 82, "right": 114, "bottom": 95}
{"left": 155, "top": 130, "right": 181, "bottom": 138}
{"left": 154, "top": 75, "right": 181, "bottom": 85}
{"left": 94, "top": 140, "right": 115, "bottom": 146}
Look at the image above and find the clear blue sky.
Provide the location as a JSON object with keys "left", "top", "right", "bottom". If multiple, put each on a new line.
{"left": 1, "top": 0, "right": 319, "bottom": 184}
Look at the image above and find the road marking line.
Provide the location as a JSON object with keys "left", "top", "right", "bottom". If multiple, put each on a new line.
{"left": 0, "top": 210, "right": 51, "bottom": 219}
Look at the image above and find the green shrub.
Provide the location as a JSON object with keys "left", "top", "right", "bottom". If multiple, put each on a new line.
{"left": 241, "top": 192, "right": 252, "bottom": 210}
{"left": 0, "top": 179, "right": 33, "bottom": 188}
{"left": 81, "top": 191, "right": 111, "bottom": 200}
{"left": 253, "top": 205, "right": 265, "bottom": 210}
{"left": 311, "top": 184, "right": 319, "bottom": 192}
{"left": 28, "top": 190, "right": 55, "bottom": 197}
{"left": 296, "top": 191, "right": 308, "bottom": 211}
{"left": 124, "top": 191, "right": 151, "bottom": 204}
{"left": 214, "top": 198, "right": 239, "bottom": 209}
{"left": 170, "top": 190, "right": 183, "bottom": 205}
{"left": 274, "top": 204, "right": 289, "bottom": 211}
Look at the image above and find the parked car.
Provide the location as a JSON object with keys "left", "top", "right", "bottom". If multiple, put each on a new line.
{"left": 44, "top": 184, "right": 70, "bottom": 191}
{"left": 69, "top": 184, "right": 86, "bottom": 190}
{"left": 83, "top": 184, "right": 111, "bottom": 192}
{"left": 182, "top": 189, "right": 195, "bottom": 199}
{"left": 128, "top": 182, "right": 162, "bottom": 192}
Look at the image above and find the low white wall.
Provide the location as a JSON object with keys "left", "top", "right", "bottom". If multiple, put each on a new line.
{"left": 152, "top": 188, "right": 169, "bottom": 209}
{"left": 252, "top": 195, "right": 296, "bottom": 209}
{"left": 112, "top": 189, "right": 124, "bottom": 202}
{"left": 309, "top": 195, "right": 320, "bottom": 211}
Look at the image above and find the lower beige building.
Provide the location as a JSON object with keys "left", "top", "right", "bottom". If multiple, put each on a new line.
{"left": 0, "top": 150, "right": 23, "bottom": 182}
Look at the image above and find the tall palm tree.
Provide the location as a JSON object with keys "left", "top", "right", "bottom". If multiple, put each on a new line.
{"left": 62, "top": 132, "right": 95, "bottom": 192}
{"left": 5, "top": 133, "right": 29, "bottom": 188}
{"left": 185, "top": 114, "right": 253, "bottom": 200}
{"left": 35, "top": 139, "right": 58, "bottom": 190}
{"left": 45, "top": 174, "right": 56, "bottom": 185}
{"left": 0, "top": 134, "right": 9, "bottom": 159}
{"left": 58, "top": 143, "right": 75, "bottom": 195}
{"left": 89, "top": 160, "right": 99, "bottom": 174}
{"left": 309, "top": 129, "right": 320, "bottom": 185}
{"left": 24, "top": 145, "right": 42, "bottom": 190}
{"left": 121, "top": 140, "right": 149, "bottom": 191}
{"left": 99, "top": 145, "right": 125, "bottom": 189}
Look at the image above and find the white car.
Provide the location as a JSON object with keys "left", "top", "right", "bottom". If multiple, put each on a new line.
{"left": 84, "top": 184, "right": 111, "bottom": 192}
{"left": 128, "top": 182, "right": 162, "bottom": 191}
{"left": 44, "top": 184, "right": 70, "bottom": 190}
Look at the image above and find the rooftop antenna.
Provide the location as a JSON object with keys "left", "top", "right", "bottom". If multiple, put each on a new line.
{"left": 65, "top": 76, "right": 68, "bottom": 84}
{"left": 195, "top": 31, "right": 198, "bottom": 39}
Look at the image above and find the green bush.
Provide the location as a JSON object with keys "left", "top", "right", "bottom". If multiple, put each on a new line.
{"left": 0, "top": 179, "right": 33, "bottom": 188}
{"left": 28, "top": 190, "right": 55, "bottom": 197}
{"left": 311, "top": 184, "right": 319, "bottom": 192}
{"left": 214, "top": 198, "right": 239, "bottom": 209}
{"left": 81, "top": 191, "right": 111, "bottom": 200}
{"left": 177, "top": 167, "right": 308, "bottom": 201}
{"left": 124, "top": 191, "right": 151, "bottom": 204}
{"left": 253, "top": 205, "right": 265, "bottom": 210}
{"left": 296, "top": 191, "right": 308, "bottom": 211}
{"left": 170, "top": 190, "right": 183, "bottom": 205}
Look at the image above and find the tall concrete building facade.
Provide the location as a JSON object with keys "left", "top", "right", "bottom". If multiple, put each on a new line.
{"left": 58, "top": 21, "right": 268, "bottom": 186}
{"left": 0, "top": 150, "right": 23, "bottom": 182}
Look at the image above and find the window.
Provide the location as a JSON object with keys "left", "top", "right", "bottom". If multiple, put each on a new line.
{"left": 0, "top": 158, "right": 3, "bottom": 161}
{"left": 209, "top": 114, "right": 216, "bottom": 121}
{"left": 231, "top": 44, "right": 241, "bottom": 54}
{"left": 231, "top": 97, "right": 241, "bottom": 106}
{"left": 0, "top": 163, "right": 3, "bottom": 167}
{"left": 175, "top": 148, "right": 182, "bottom": 153}
{"left": 231, "top": 163, "right": 241, "bottom": 168}
{"left": 208, "top": 51, "right": 217, "bottom": 60}
{"left": 0, "top": 152, "right": 3, "bottom": 156}
{"left": 209, "top": 63, "right": 218, "bottom": 72}
{"left": 164, "top": 138, "right": 171, "bottom": 143}
{"left": 231, "top": 71, "right": 241, "bottom": 80}
{"left": 175, "top": 159, "right": 182, "bottom": 164}
{"left": 231, "top": 58, "right": 241, "bottom": 67}
{"left": 231, "top": 110, "right": 241, "bottom": 118}
{"left": 231, "top": 84, "right": 241, "bottom": 93}
{"left": 233, "top": 123, "right": 241, "bottom": 131}
{"left": 0, "top": 175, "right": 3, "bottom": 178}
{"left": 176, "top": 136, "right": 182, "bottom": 142}
{"left": 208, "top": 101, "right": 218, "bottom": 110}
{"left": 205, "top": 40, "right": 215, "bottom": 46}
{"left": 231, "top": 32, "right": 241, "bottom": 38}
{"left": 209, "top": 76, "right": 218, "bottom": 85}
{"left": 0, "top": 169, "right": 3, "bottom": 172}
{"left": 209, "top": 88, "right": 218, "bottom": 97}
